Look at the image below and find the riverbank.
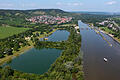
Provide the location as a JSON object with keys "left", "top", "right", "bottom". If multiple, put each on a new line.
{"left": 93, "top": 28, "right": 112, "bottom": 46}
{"left": 88, "top": 24, "right": 112, "bottom": 46}
{"left": 88, "top": 24, "right": 120, "bottom": 44}
{"left": 0, "top": 29, "right": 57, "bottom": 66}
{"left": 99, "top": 28, "right": 120, "bottom": 44}
{"left": 79, "top": 20, "right": 120, "bottom": 80}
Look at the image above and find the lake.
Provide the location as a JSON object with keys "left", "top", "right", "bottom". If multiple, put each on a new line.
{"left": 3, "top": 30, "right": 70, "bottom": 74}
{"left": 40, "top": 30, "right": 70, "bottom": 42}
{"left": 3, "top": 48, "right": 62, "bottom": 74}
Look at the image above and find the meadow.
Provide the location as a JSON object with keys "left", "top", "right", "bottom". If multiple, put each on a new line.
{"left": 0, "top": 26, "right": 30, "bottom": 39}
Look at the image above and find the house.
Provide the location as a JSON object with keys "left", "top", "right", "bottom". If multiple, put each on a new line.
{"left": 25, "top": 37, "right": 31, "bottom": 41}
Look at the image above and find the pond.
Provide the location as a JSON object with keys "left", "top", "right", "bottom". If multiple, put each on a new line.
{"left": 40, "top": 30, "right": 70, "bottom": 42}
{"left": 3, "top": 48, "right": 62, "bottom": 74}
{"left": 3, "top": 30, "right": 70, "bottom": 74}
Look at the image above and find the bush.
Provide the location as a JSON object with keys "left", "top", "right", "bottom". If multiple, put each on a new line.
{"left": 1, "top": 66, "right": 14, "bottom": 77}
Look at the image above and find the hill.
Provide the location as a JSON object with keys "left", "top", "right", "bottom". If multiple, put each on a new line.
{"left": 0, "top": 9, "right": 69, "bottom": 27}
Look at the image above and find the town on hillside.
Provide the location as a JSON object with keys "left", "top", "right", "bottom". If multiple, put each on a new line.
{"left": 26, "top": 15, "right": 73, "bottom": 24}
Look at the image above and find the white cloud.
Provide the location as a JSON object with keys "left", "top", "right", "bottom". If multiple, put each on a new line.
{"left": 0, "top": 3, "right": 16, "bottom": 9}
{"left": 106, "top": 1, "right": 117, "bottom": 5}
{"left": 56, "top": 2, "right": 83, "bottom": 6}
{"left": 0, "top": 3, "right": 14, "bottom": 7}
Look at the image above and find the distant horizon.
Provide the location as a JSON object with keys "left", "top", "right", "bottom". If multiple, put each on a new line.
{"left": 0, "top": 0, "right": 119, "bottom": 12}
{"left": 0, "top": 8, "right": 120, "bottom": 13}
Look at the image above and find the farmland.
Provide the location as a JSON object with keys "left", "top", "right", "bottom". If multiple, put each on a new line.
{"left": 0, "top": 26, "right": 30, "bottom": 39}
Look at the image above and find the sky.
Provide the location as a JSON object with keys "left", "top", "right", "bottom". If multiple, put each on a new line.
{"left": 0, "top": 0, "right": 120, "bottom": 12}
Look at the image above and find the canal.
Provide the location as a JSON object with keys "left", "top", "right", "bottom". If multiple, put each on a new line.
{"left": 79, "top": 21, "right": 120, "bottom": 80}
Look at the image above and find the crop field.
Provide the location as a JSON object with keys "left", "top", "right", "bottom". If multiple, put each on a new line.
{"left": 0, "top": 26, "right": 30, "bottom": 39}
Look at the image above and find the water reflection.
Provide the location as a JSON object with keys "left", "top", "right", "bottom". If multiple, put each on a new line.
{"left": 79, "top": 21, "right": 120, "bottom": 80}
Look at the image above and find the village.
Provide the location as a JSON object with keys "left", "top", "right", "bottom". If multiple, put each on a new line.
{"left": 26, "top": 15, "right": 72, "bottom": 24}
{"left": 98, "top": 19, "right": 120, "bottom": 32}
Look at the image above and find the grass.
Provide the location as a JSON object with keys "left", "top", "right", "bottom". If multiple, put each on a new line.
{"left": 34, "top": 29, "right": 57, "bottom": 38}
{"left": 94, "top": 28, "right": 112, "bottom": 46}
{"left": 59, "top": 24, "right": 76, "bottom": 27}
{"left": 100, "top": 27, "right": 114, "bottom": 34}
{"left": 100, "top": 27, "right": 120, "bottom": 43}
{"left": 115, "top": 37, "right": 120, "bottom": 42}
{"left": 0, "top": 26, "right": 30, "bottom": 39}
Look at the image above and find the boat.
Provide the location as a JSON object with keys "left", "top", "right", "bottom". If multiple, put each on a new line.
{"left": 104, "top": 58, "right": 108, "bottom": 62}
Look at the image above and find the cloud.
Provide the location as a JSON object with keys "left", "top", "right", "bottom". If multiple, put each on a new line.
{"left": 106, "top": 1, "right": 117, "bottom": 5}
{"left": 0, "top": 3, "right": 14, "bottom": 7}
{"left": 56, "top": 2, "right": 83, "bottom": 6}
{"left": 0, "top": 2, "right": 38, "bottom": 9}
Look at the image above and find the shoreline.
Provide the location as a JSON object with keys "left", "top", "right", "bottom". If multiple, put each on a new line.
{"left": 88, "top": 23, "right": 120, "bottom": 45}
{"left": 88, "top": 25, "right": 114, "bottom": 46}
{"left": 0, "top": 29, "right": 57, "bottom": 66}
{"left": 93, "top": 28, "right": 112, "bottom": 46}
{"left": 0, "top": 45, "right": 33, "bottom": 66}
{"left": 99, "top": 28, "right": 120, "bottom": 44}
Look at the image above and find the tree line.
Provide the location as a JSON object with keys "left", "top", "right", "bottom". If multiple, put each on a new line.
{"left": 0, "top": 23, "right": 84, "bottom": 80}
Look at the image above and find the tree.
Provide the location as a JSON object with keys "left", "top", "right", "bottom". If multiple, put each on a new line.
{"left": 4, "top": 48, "right": 13, "bottom": 55}
{"left": 0, "top": 53, "right": 4, "bottom": 58}
{"left": 7, "top": 49, "right": 13, "bottom": 55}
{"left": 1, "top": 66, "right": 14, "bottom": 78}
{"left": 13, "top": 43, "right": 20, "bottom": 51}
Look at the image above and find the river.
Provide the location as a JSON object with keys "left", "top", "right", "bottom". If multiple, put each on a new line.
{"left": 78, "top": 21, "right": 120, "bottom": 80}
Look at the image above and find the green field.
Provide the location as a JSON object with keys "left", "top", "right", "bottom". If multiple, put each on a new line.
{"left": 0, "top": 26, "right": 30, "bottom": 39}
{"left": 100, "top": 27, "right": 114, "bottom": 34}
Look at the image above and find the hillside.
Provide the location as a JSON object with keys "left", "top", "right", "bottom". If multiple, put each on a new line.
{"left": 0, "top": 9, "right": 69, "bottom": 27}
{"left": 0, "top": 9, "right": 67, "bottom": 17}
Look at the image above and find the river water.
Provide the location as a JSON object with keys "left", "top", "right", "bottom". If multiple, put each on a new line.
{"left": 78, "top": 21, "right": 120, "bottom": 80}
